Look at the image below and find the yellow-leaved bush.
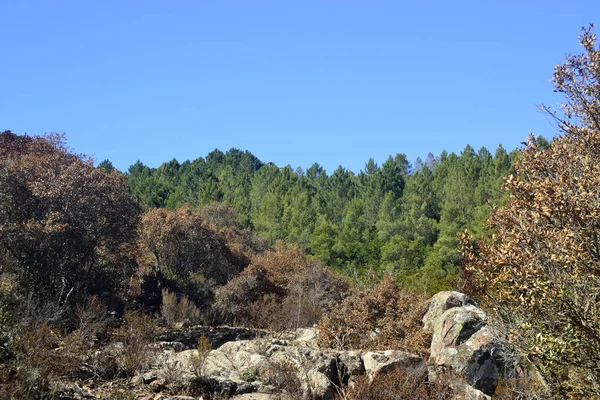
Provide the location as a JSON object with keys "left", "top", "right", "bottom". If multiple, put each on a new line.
{"left": 461, "top": 25, "right": 600, "bottom": 397}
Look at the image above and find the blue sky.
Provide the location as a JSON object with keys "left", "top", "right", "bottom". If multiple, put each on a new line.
{"left": 1, "top": 1, "right": 598, "bottom": 174}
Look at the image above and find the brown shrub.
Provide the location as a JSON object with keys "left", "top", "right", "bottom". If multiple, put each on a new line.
{"left": 214, "top": 264, "right": 280, "bottom": 325}
{"left": 264, "top": 359, "right": 306, "bottom": 400}
{"left": 113, "top": 311, "right": 158, "bottom": 377}
{"left": 3, "top": 323, "right": 70, "bottom": 399}
{"left": 0, "top": 131, "right": 140, "bottom": 311}
{"left": 460, "top": 26, "right": 600, "bottom": 397}
{"left": 494, "top": 375, "right": 553, "bottom": 400}
{"left": 200, "top": 201, "right": 240, "bottom": 228}
{"left": 190, "top": 335, "right": 212, "bottom": 378}
{"left": 137, "top": 205, "right": 245, "bottom": 291}
{"left": 318, "top": 274, "right": 431, "bottom": 355}
{"left": 216, "top": 242, "right": 349, "bottom": 330}
{"left": 343, "top": 367, "right": 455, "bottom": 400}
{"left": 160, "top": 288, "right": 202, "bottom": 327}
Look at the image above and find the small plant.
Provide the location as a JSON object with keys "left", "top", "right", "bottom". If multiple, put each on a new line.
{"left": 162, "top": 358, "right": 187, "bottom": 395}
{"left": 190, "top": 335, "right": 212, "bottom": 377}
{"left": 265, "top": 359, "right": 305, "bottom": 400}
{"left": 6, "top": 322, "right": 64, "bottom": 399}
{"left": 75, "top": 296, "right": 111, "bottom": 344}
{"left": 161, "top": 288, "right": 202, "bottom": 327}
{"left": 241, "top": 366, "right": 260, "bottom": 382}
{"left": 113, "top": 311, "right": 158, "bottom": 377}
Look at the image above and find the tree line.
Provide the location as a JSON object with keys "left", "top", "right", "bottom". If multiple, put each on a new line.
{"left": 125, "top": 140, "right": 537, "bottom": 293}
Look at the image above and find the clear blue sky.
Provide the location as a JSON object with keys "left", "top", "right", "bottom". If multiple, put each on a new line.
{"left": 1, "top": 1, "right": 598, "bottom": 174}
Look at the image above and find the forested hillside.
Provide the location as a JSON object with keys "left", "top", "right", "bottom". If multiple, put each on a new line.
{"left": 125, "top": 143, "right": 527, "bottom": 292}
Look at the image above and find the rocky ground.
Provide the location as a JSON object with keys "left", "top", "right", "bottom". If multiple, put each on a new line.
{"left": 54, "top": 291, "right": 505, "bottom": 400}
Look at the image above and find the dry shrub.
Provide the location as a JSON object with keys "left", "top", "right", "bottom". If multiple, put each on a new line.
{"left": 0, "top": 295, "right": 117, "bottom": 399}
{"left": 113, "top": 311, "right": 158, "bottom": 377}
{"left": 214, "top": 264, "right": 280, "bottom": 325}
{"left": 58, "top": 296, "right": 116, "bottom": 380}
{"left": 318, "top": 274, "right": 431, "bottom": 355}
{"left": 137, "top": 206, "right": 244, "bottom": 287}
{"left": 250, "top": 296, "right": 323, "bottom": 332}
{"left": 200, "top": 202, "right": 269, "bottom": 269}
{"left": 216, "top": 242, "right": 349, "bottom": 330}
{"left": 160, "top": 288, "right": 202, "bottom": 327}
{"left": 265, "top": 359, "right": 305, "bottom": 400}
{"left": 494, "top": 375, "right": 553, "bottom": 400}
{"left": 2, "top": 323, "right": 69, "bottom": 399}
{"left": 106, "top": 389, "right": 138, "bottom": 400}
{"left": 200, "top": 201, "right": 240, "bottom": 228}
{"left": 190, "top": 335, "right": 212, "bottom": 377}
{"left": 343, "top": 367, "right": 455, "bottom": 400}
{"left": 75, "top": 296, "right": 111, "bottom": 343}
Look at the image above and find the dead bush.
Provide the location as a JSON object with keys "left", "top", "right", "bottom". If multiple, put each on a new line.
{"left": 343, "top": 367, "right": 455, "bottom": 400}
{"left": 248, "top": 296, "right": 323, "bottom": 331}
{"left": 265, "top": 359, "right": 306, "bottom": 400}
{"left": 216, "top": 242, "right": 349, "bottom": 330}
{"left": 160, "top": 288, "right": 202, "bottom": 327}
{"left": 3, "top": 323, "right": 69, "bottom": 399}
{"left": 65, "top": 296, "right": 112, "bottom": 353}
{"left": 214, "top": 265, "right": 281, "bottom": 325}
{"left": 113, "top": 311, "right": 158, "bottom": 377}
{"left": 494, "top": 375, "right": 554, "bottom": 400}
{"left": 200, "top": 201, "right": 240, "bottom": 228}
{"left": 318, "top": 274, "right": 431, "bottom": 356}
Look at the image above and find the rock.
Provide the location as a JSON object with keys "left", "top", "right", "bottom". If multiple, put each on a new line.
{"left": 336, "top": 350, "right": 364, "bottom": 378}
{"left": 423, "top": 291, "right": 477, "bottom": 330}
{"left": 156, "top": 326, "right": 264, "bottom": 349}
{"left": 361, "top": 350, "right": 427, "bottom": 381}
{"left": 149, "top": 378, "right": 166, "bottom": 392}
{"left": 452, "top": 381, "right": 493, "bottom": 400}
{"left": 198, "top": 339, "right": 338, "bottom": 398}
{"left": 156, "top": 341, "right": 185, "bottom": 352}
{"left": 430, "top": 305, "right": 488, "bottom": 369}
{"left": 465, "top": 345, "right": 501, "bottom": 396}
{"left": 143, "top": 370, "right": 160, "bottom": 384}
{"left": 187, "top": 376, "right": 239, "bottom": 398}
{"left": 430, "top": 304, "right": 502, "bottom": 395}
{"left": 306, "top": 369, "right": 334, "bottom": 399}
{"left": 201, "top": 340, "right": 271, "bottom": 385}
{"left": 292, "top": 327, "right": 319, "bottom": 347}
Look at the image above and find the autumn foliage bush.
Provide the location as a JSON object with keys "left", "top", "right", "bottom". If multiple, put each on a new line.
{"left": 461, "top": 26, "right": 600, "bottom": 397}
{"left": 134, "top": 205, "right": 250, "bottom": 316}
{"left": 216, "top": 241, "right": 349, "bottom": 330}
{"left": 318, "top": 274, "right": 430, "bottom": 355}
{"left": 0, "top": 131, "right": 140, "bottom": 321}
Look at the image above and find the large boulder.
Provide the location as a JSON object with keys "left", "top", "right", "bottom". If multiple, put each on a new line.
{"left": 429, "top": 304, "right": 502, "bottom": 395}
{"left": 423, "top": 291, "right": 477, "bottom": 330}
{"left": 361, "top": 350, "right": 427, "bottom": 381}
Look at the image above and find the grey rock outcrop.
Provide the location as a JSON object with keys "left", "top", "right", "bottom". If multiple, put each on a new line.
{"left": 362, "top": 350, "right": 427, "bottom": 381}
{"left": 152, "top": 328, "right": 427, "bottom": 399}
{"left": 143, "top": 291, "right": 504, "bottom": 399}
{"left": 423, "top": 291, "right": 477, "bottom": 330}
{"left": 429, "top": 302, "right": 503, "bottom": 396}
